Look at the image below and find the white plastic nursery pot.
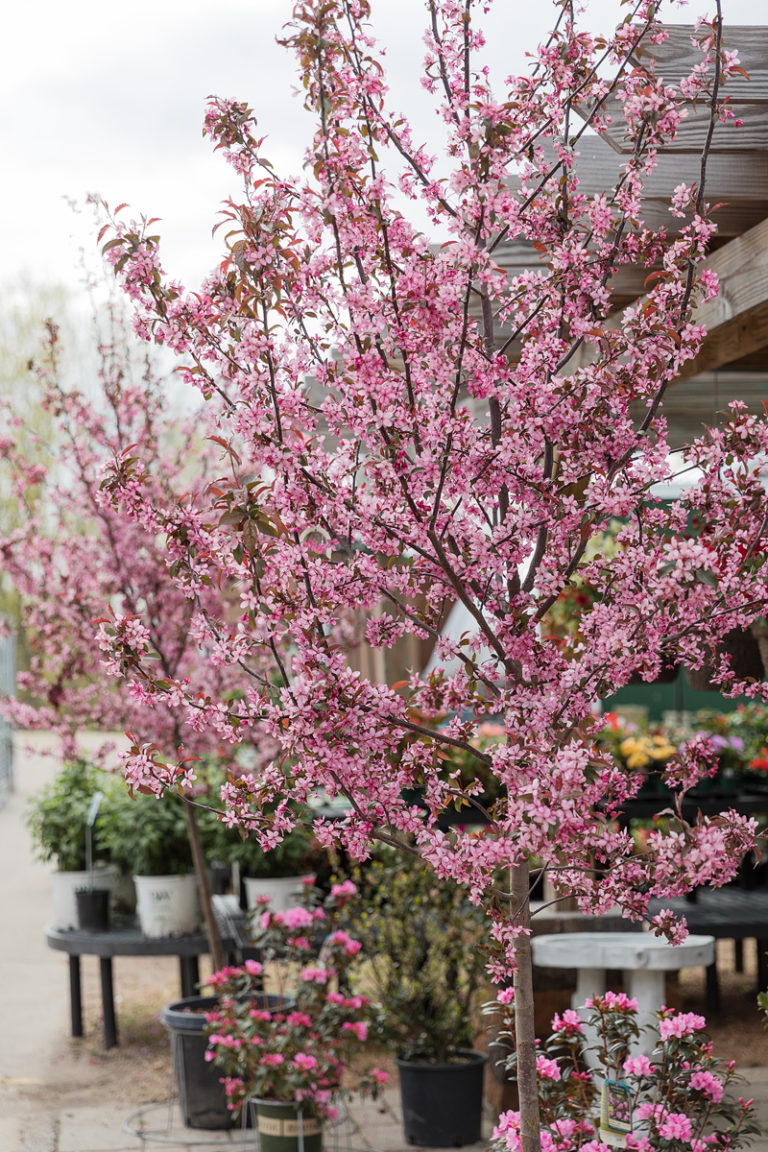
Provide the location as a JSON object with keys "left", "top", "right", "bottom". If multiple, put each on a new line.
{"left": 134, "top": 873, "right": 200, "bottom": 937}
{"left": 243, "top": 874, "right": 314, "bottom": 913}
{"left": 50, "top": 868, "right": 118, "bottom": 931}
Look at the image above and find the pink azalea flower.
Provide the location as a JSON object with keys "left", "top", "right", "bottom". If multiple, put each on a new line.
{"left": 536, "top": 1056, "right": 561, "bottom": 1081}
{"left": 658, "top": 1113, "right": 693, "bottom": 1142}
{"left": 659, "top": 1012, "right": 706, "bottom": 1041}
{"left": 623, "top": 1055, "right": 653, "bottom": 1076}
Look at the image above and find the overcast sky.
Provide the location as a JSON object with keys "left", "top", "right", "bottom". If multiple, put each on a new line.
{"left": 2, "top": 0, "right": 765, "bottom": 301}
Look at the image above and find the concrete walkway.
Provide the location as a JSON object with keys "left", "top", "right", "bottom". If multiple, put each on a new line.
{"left": 1, "top": 732, "right": 767, "bottom": 1152}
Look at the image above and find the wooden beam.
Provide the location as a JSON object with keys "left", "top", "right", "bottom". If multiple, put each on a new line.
{"left": 676, "top": 216, "right": 768, "bottom": 380}
{"left": 536, "top": 137, "right": 768, "bottom": 224}
{"left": 632, "top": 26, "right": 768, "bottom": 102}
{"left": 635, "top": 371, "right": 768, "bottom": 448}
{"left": 582, "top": 26, "right": 768, "bottom": 153}
{"left": 680, "top": 299, "right": 768, "bottom": 380}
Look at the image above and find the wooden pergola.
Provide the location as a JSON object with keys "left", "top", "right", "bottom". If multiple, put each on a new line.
{"left": 490, "top": 26, "right": 768, "bottom": 448}
{"left": 351, "top": 27, "right": 768, "bottom": 684}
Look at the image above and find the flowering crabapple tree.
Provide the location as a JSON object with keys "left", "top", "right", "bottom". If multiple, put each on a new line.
{"left": 0, "top": 304, "right": 265, "bottom": 967}
{"left": 96, "top": 0, "right": 768, "bottom": 1144}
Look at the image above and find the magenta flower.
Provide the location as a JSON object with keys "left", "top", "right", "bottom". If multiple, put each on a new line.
{"left": 658, "top": 1113, "right": 693, "bottom": 1142}
{"left": 659, "top": 1012, "right": 706, "bottom": 1041}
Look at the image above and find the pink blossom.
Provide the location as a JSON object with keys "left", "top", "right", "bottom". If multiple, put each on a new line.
{"left": 551, "top": 1009, "right": 582, "bottom": 1034}
{"left": 342, "top": 1020, "right": 368, "bottom": 1042}
{"left": 327, "top": 929, "right": 362, "bottom": 956}
{"left": 536, "top": 1056, "right": 561, "bottom": 1081}
{"left": 658, "top": 1113, "right": 693, "bottom": 1142}
{"left": 287, "top": 1012, "right": 314, "bottom": 1029}
{"left": 331, "top": 880, "right": 357, "bottom": 899}
{"left": 300, "top": 967, "right": 331, "bottom": 984}
{"left": 659, "top": 1012, "right": 706, "bottom": 1041}
{"left": 282, "top": 906, "right": 314, "bottom": 930}
{"left": 623, "top": 1055, "right": 653, "bottom": 1076}
{"left": 689, "top": 1069, "right": 724, "bottom": 1102}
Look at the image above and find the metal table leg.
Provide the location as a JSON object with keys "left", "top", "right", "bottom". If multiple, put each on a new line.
{"left": 99, "top": 957, "right": 118, "bottom": 1049}
{"left": 69, "top": 954, "right": 83, "bottom": 1038}
{"left": 179, "top": 954, "right": 200, "bottom": 998}
{"left": 705, "top": 960, "right": 721, "bottom": 1016}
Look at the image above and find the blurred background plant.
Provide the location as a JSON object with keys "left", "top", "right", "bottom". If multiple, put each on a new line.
{"left": 347, "top": 846, "right": 488, "bottom": 1064}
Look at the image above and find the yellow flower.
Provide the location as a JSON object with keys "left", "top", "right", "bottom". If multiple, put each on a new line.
{"left": 620, "top": 737, "right": 641, "bottom": 757}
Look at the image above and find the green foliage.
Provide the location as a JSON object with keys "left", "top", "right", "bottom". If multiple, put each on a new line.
{"left": 99, "top": 788, "right": 194, "bottom": 876}
{"left": 26, "top": 758, "right": 115, "bottom": 872}
{"left": 432, "top": 719, "right": 505, "bottom": 811}
{"left": 349, "top": 848, "right": 488, "bottom": 1063}
{"left": 226, "top": 817, "right": 322, "bottom": 879}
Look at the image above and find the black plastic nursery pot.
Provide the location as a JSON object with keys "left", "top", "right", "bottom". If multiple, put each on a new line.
{"left": 162, "top": 993, "right": 293, "bottom": 1130}
{"left": 75, "top": 887, "right": 110, "bottom": 932}
{"left": 396, "top": 1049, "right": 488, "bottom": 1147}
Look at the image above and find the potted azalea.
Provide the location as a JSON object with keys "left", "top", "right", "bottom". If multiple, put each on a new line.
{"left": 348, "top": 848, "right": 489, "bottom": 1147}
{"left": 26, "top": 758, "right": 121, "bottom": 930}
{"left": 204, "top": 882, "right": 388, "bottom": 1150}
{"left": 490, "top": 991, "right": 757, "bottom": 1152}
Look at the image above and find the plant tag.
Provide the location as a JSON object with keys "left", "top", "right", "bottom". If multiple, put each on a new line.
{"left": 258, "top": 1114, "right": 322, "bottom": 1137}
{"left": 601, "top": 1079, "right": 633, "bottom": 1137}
{"left": 86, "top": 791, "right": 104, "bottom": 827}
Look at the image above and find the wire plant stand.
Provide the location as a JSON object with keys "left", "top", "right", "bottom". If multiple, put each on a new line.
{"left": 123, "top": 1078, "right": 376, "bottom": 1151}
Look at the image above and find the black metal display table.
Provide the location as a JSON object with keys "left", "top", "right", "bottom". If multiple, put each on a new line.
{"left": 647, "top": 888, "right": 768, "bottom": 1013}
{"left": 622, "top": 790, "right": 768, "bottom": 820}
{"left": 45, "top": 922, "right": 233, "bottom": 1050}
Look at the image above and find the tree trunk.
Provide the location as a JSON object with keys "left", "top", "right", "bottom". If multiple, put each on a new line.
{"left": 512, "top": 860, "right": 541, "bottom": 1152}
{"left": 184, "top": 801, "right": 226, "bottom": 974}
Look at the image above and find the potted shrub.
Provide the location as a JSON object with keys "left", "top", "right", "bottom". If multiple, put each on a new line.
{"left": 349, "top": 848, "right": 489, "bottom": 1148}
{"left": 204, "top": 882, "right": 388, "bottom": 1148}
{"left": 490, "top": 991, "right": 758, "bottom": 1152}
{"left": 26, "top": 758, "right": 119, "bottom": 930}
{"left": 100, "top": 789, "right": 200, "bottom": 937}
{"left": 161, "top": 974, "right": 294, "bottom": 1132}
{"left": 227, "top": 809, "right": 324, "bottom": 912}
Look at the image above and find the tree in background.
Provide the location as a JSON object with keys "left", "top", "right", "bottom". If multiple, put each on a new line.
{"left": 0, "top": 295, "right": 272, "bottom": 967}
{"left": 0, "top": 280, "right": 79, "bottom": 665}
{"left": 55, "top": 0, "right": 768, "bottom": 1145}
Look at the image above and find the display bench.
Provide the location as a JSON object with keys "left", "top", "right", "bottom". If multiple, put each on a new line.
{"left": 647, "top": 888, "right": 768, "bottom": 1011}
{"left": 46, "top": 923, "right": 235, "bottom": 1050}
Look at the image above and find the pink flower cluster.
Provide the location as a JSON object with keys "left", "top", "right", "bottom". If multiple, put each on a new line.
{"left": 659, "top": 1012, "right": 706, "bottom": 1041}
{"left": 491, "top": 994, "right": 753, "bottom": 1152}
